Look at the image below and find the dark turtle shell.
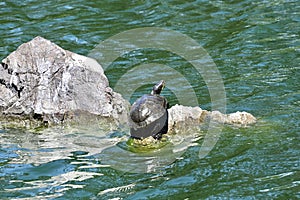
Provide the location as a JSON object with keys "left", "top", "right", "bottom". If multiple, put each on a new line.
{"left": 130, "top": 94, "right": 167, "bottom": 124}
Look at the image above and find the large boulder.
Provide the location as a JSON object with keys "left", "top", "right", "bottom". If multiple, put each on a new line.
{"left": 0, "top": 36, "right": 129, "bottom": 126}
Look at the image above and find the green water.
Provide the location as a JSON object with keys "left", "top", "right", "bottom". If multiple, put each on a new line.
{"left": 0, "top": 0, "right": 299, "bottom": 199}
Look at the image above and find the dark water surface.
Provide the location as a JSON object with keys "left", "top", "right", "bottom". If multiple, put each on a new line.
{"left": 0, "top": 0, "right": 299, "bottom": 199}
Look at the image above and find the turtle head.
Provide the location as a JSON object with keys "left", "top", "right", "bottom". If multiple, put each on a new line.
{"left": 151, "top": 80, "right": 165, "bottom": 95}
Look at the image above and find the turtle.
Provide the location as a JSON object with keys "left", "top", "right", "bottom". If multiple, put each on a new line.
{"left": 129, "top": 80, "right": 168, "bottom": 139}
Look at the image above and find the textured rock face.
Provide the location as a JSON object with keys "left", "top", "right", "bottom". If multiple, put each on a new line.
{"left": 168, "top": 104, "right": 256, "bottom": 133}
{"left": 0, "top": 36, "right": 129, "bottom": 125}
{"left": 168, "top": 105, "right": 206, "bottom": 133}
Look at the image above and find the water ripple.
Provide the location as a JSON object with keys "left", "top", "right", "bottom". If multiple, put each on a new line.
{"left": 0, "top": 0, "right": 299, "bottom": 199}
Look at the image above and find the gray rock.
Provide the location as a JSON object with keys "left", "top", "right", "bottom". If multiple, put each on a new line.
{"left": 168, "top": 104, "right": 207, "bottom": 133}
{"left": 168, "top": 104, "right": 256, "bottom": 133}
{"left": 0, "top": 36, "right": 129, "bottom": 126}
{"left": 210, "top": 110, "right": 257, "bottom": 125}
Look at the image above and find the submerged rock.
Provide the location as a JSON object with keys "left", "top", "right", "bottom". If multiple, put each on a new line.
{"left": 0, "top": 36, "right": 129, "bottom": 126}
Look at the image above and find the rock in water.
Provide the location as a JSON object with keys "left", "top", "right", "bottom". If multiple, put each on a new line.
{"left": 0, "top": 36, "right": 129, "bottom": 126}
{"left": 168, "top": 104, "right": 256, "bottom": 133}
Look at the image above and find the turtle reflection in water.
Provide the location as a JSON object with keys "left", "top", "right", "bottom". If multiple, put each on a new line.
{"left": 129, "top": 80, "right": 168, "bottom": 140}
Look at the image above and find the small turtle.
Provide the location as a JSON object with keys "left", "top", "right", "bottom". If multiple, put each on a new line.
{"left": 129, "top": 80, "right": 168, "bottom": 139}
